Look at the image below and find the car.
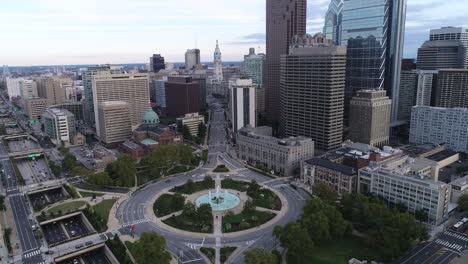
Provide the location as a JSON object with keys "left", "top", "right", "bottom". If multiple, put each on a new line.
{"left": 71, "top": 230, "right": 76, "bottom": 236}
{"left": 75, "top": 244, "right": 83, "bottom": 249}
{"left": 31, "top": 225, "right": 37, "bottom": 231}
{"left": 73, "top": 259, "right": 79, "bottom": 264}
{"left": 85, "top": 241, "right": 93, "bottom": 246}
{"left": 45, "top": 250, "right": 54, "bottom": 254}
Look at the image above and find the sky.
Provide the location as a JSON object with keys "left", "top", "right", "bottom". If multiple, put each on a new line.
{"left": 0, "top": 0, "right": 467, "bottom": 66}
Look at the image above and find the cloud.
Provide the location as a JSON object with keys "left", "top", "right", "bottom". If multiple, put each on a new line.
{"left": 227, "top": 33, "right": 265, "bottom": 45}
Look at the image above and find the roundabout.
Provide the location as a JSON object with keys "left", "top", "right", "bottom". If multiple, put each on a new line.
{"left": 115, "top": 107, "right": 310, "bottom": 264}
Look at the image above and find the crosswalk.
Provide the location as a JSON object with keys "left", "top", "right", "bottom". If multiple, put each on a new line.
{"left": 122, "top": 218, "right": 150, "bottom": 228}
{"left": 444, "top": 231, "right": 468, "bottom": 242}
{"left": 23, "top": 248, "right": 41, "bottom": 259}
{"left": 434, "top": 238, "right": 464, "bottom": 251}
{"left": 186, "top": 242, "right": 200, "bottom": 250}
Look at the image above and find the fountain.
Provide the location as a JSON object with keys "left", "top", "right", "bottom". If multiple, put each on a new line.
{"left": 195, "top": 185, "right": 240, "bottom": 211}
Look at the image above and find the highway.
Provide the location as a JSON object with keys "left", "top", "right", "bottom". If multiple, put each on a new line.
{"left": 116, "top": 99, "right": 309, "bottom": 264}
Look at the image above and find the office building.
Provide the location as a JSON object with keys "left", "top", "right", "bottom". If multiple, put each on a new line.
{"left": 244, "top": 48, "right": 266, "bottom": 115}
{"left": 5, "top": 77, "right": 22, "bottom": 98}
{"left": 176, "top": 112, "right": 205, "bottom": 137}
{"left": 191, "top": 74, "right": 207, "bottom": 111}
{"left": 36, "top": 78, "right": 66, "bottom": 105}
{"left": 323, "top": 0, "right": 344, "bottom": 45}
{"left": 237, "top": 125, "right": 314, "bottom": 176}
{"left": 349, "top": 90, "right": 392, "bottom": 147}
{"left": 279, "top": 34, "right": 346, "bottom": 151}
{"left": 410, "top": 106, "right": 468, "bottom": 153}
{"left": 341, "top": 0, "right": 407, "bottom": 123}
{"left": 213, "top": 41, "right": 223, "bottom": 81}
{"left": 434, "top": 69, "right": 468, "bottom": 108}
{"left": 185, "top": 49, "right": 201, "bottom": 70}
{"left": 97, "top": 101, "right": 132, "bottom": 144}
{"left": 51, "top": 102, "right": 85, "bottom": 122}
{"left": 302, "top": 158, "right": 357, "bottom": 195}
{"left": 19, "top": 80, "right": 38, "bottom": 99}
{"left": 149, "top": 54, "right": 165, "bottom": 73}
{"left": 397, "top": 69, "right": 437, "bottom": 122}
{"left": 265, "top": 0, "right": 307, "bottom": 121}
{"left": 165, "top": 76, "right": 201, "bottom": 117}
{"left": 151, "top": 77, "right": 167, "bottom": 109}
{"left": 92, "top": 73, "right": 150, "bottom": 136}
{"left": 417, "top": 27, "right": 468, "bottom": 70}
{"left": 450, "top": 175, "right": 468, "bottom": 203}
{"left": 42, "top": 108, "right": 76, "bottom": 146}
{"left": 24, "top": 98, "right": 48, "bottom": 120}
{"left": 229, "top": 79, "right": 256, "bottom": 132}
{"left": 358, "top": 155, "right": 449, "bottom": 224}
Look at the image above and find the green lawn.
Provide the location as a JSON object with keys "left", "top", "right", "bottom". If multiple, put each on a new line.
{"left": 307, "top": 236, "right": 381, "bottom": 264}
{"left": 223, "top": 210, "right": 275, "bottom": 232}
{"left": 79, "top": 191, "right": 105, "bottom": 198}
{"left": 252, "top": 189, "right": 282, "bottom": 210}
{"left": 221, "top": 247, "right": 237, "bottom": 263}
{"left": 200, "top": 247, "right": 215, "bottom": 264}
{"left": 163, "top": 214, "right": 213, "bottom": 233}
{"left": 221, "top": 179, "right": 249, "bottom": 192}
{"left": 92, "top": 199, "right": 116, "bottom": 224}
{"left": 46, "top": 201, "right": 87, "bottom": 215}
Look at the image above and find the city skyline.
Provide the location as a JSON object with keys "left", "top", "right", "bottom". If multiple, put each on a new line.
{"left": 0, "top": 0, "right": 467, "bottom": 66}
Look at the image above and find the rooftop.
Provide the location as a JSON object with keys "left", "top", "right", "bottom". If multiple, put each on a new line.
{"left": 304, "top": 158, "right": 356, "bottom": 176}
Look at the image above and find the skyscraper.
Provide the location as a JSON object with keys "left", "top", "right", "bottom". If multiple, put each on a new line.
{"left": 213, "top": 40, "right": 223, "bottom": 81}
{"left": 265, "top": 0, "right": 307, "bottom": 121}
{"left": 244, "top": 48, "right": 266, "bottom": 115}
{"left": 341, "top": 0, "right": 407, "bottom": 124}
{"left": 36, "top": 78, "right": 66, "bottom": 105}
{"left": 92, "top": 73, "right": 150, "bottom": 136}
{"left": 417, "top": 27, "right": 468, "bottom": 70}
{"left": 165, "top": 76, "right": 201, "bottom": 117}
{"left": 434, "top": 69, "right": 468, "bottom": 108}
{"left": 279, "top": 34, "right": 346, "bottom": 151}
{"left": 229, "top": 79, "right": 256, "bottom": 132}
{"left": 349, "top": 90, "right": 392, "bottom": 147}
{"left": 97, "top": 101, "right": 132, "bottom": 144}
{"left": 185, "top": 49, "right": 201, "bottom": 70}
{"left": 149, "top": 54, "right": 165, "bottom": 73}
{"left": 323, "top": 0, "right": 344, "bottom": 45}
{"left": 19, "top": 80, "right": 38, "bottom": 99}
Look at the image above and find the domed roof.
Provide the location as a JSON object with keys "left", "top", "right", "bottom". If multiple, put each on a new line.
{"left": 143, "top": 108, "right": 159, "bottom": 125}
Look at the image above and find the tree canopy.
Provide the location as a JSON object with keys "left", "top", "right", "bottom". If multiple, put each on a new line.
{"left": 244, "top": 248, "right": 279, "bottom": 264}
{"left": 105, "top": 154, "right": 136, "bottom": 187}
{"left": 312, "top": 182, "right": 338, "bottom": 205}
{"left": 457, "top": 194, "right": 468, "bottom": 212}
{"left": 130, "top": 232, "right": 171, "bottom": 264}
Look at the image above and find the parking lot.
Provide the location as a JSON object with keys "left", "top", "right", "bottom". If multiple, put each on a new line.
{"left": 42, "top": 215, "right": 92, "bottom": 246}
{"left": 16, "top": 158, "right": 53, "bottom": 185}
{"left": 28, "top": 186, "right": 69, "bottom": 211}
{"left": 57, "top": 247, "right": 112, "bottom": 264}
{"left": 8, "top": 139, "right": 40, "bottom": 153}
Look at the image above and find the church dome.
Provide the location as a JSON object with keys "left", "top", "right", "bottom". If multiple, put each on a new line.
{"left": 143, "top": 108, "right": 160, "bottom": 125}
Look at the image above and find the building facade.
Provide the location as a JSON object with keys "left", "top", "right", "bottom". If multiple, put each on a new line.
{"left": 151, "top": 77, "right": 167, "bottom": 109}
{"left": 279, "top": 34, "right": 346, "bottom": 151}
{"left": 265, "top": 0, "right": 307, "bottom": 121}
{"left": 358, "top": 156, "right": 450, "bottom": 224}
{"left": 150, "top": 54, "right": 165, "bottom": 73}
{"left": 410, "top": 106, "right": 468, "bottom": 153}
{"left": 42, "top": 108, "right": 76, "bottom": 146}
{"left": 5, "top": 77, "right": 22, "bottom": 98}
{"left": 213, "top": 41, "right": 223, "bottom": 81}
{"left": 417, "top": 27, "right": 468, "bottom": 70}
{"left": 165, "top": 76, "right": 201, "bottom": 117}
{"left": 36, "top": 78, "right": 66, "bottom": 105}
{"left": 349, "top": 90, "right": 392, "bottom": 147}
{"left": 24, "top": 98, "right": 48, "bottom": 120}
{"left": 229, "top": 79, "right": 256, "bottom": 132}
{"left": 323, "top": 0, "right": 344, "bottom": 45}
{"left": 185, "top": 49, "right": 201, "bottom": 70}
{"left": 92, "top": 73, "right": 150, "bottom": 135}
{"left": 97, "top": 101, "right": 132, "bottom": 144}
{"left": 176, "top": 112, "right": 204, "bottom": 137}
{"left": 50, "top": 102, "right": 84, "bottom": 122}
{"left": 341, "top": 0, "right": 407, "bottom": 124}
{"left": 434, "top": 69, "right": 468, "bottom": 108}
{"left": 244, "top": 48, "right": 266, "bottom": 115}
{"left": 19, "top": 80, "right": 38, "bottom": 99}
{"left": 237, "top": 126, "right": 314, "bottom": 176}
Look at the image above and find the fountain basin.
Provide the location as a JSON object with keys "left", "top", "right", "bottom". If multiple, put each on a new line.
{"left": 195, "top": 191, "right": 241, "bottom": 211}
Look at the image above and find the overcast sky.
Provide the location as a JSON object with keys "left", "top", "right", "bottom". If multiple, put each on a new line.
{"left": 1, "top": 0, "right": 467, "bottom": 66}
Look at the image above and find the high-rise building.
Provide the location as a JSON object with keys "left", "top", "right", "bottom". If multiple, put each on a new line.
{"left": 97, "top": 101, "right": 132, "bottom": 144}
{"left": 229, "top": 79, "right": 256, "bottom": 132}
{"left": 149, "top": 54, "right": 165, "bottom": 73}
{"left": 341, "top": 0, "right": 407, "bottom": 124}
{"left": 323, "top": 0, "right": 344, "bottom": 45}
{"left": 19, "top": 80, "right": 38, "bottom": 99}
{"left": 185, "top": 49, "right": 201, "bottom": 70}
{"left": 36, "top": 78, "right": 66, "bottom": 105}
{"left": 213, "top": 41, "right": 223, "bottom": 81}
{"left": 265, "top": 0, "right": 307, "bottom": 121}
{"left": 417, "top": 27, "right": 468, "bottom": 70}
{"left": 51, "top": 102, "right": 85, "bottom": 122}
{"left": 410, "top": 106, "right": 468, "bottom": 153}
{"left": 434, "top": 69, "right": 468, "bottom": 108}
{"left": 244, "top": 48, "right": 266, "bottom": 115}
{"left": 397, "top": 69, "right": 437, "bottom": 122}
{"left": 279, "top": 34, "right": 346, "bottom": 151}
{"left": 349, "top": 90, "right": 392, "bottom": 147}
{"left": 165, "top": 76, "right": 201, "bottom": 117}
{"left": 24, "top": 98, "right": 48, "bottom": 120}
{"left": 5, "top": 77, "right": 22, "bottom": 99}
{"left": 42, "top": 108, "right": 76, "bottom": 146}
{"left": 92, "top": 73, "right": 150, "bottom": 136}
{"left": 151, "top": 77, "right": 167, "bottom": 110}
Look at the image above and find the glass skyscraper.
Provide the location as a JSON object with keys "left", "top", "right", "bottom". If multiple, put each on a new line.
{"left": 341, "top": 0, "right": 406, "bottom": 124}
{"left": 323, "top": 0, "right": 344, "bottom": 45}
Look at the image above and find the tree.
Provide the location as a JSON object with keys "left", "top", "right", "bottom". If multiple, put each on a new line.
{"left": 415, "top": 209, "right": 429, "bottom": 222}
{"left": 457, "top": 194, "right": 468, "bottom": 212}
{"left": 247, "top": 180, "right": 261, "bottom": 198}
{"left": 131, "top": 232, "right": 171, "bottom": 264}
{"left": 198, "top": 122, "right": 206, "bottom": 139}
{"left": 312, "top": 182, "right": 337, "bottom": 205}
{"left": 182, "top": 125, "right": 192, "bottom": 141}
{"left": 106, "top": 154, "right": 136, "bottom": 187}
{"left": 197, "top": 204, "right": 213, "bottom": 224}
{"left": 86, "top": 172, "right": 112, "bottom": 187}
{"left": 278, "top": 222, "right": 314, "bottom": 264}
{"left": 244, "top": 248, "right": 279, "bottom": 264}
{"left": 182, "top": 202, "right": 197, "bottom": 218}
